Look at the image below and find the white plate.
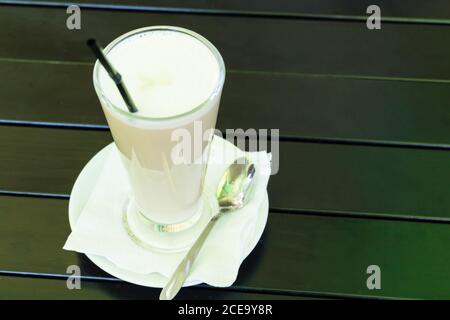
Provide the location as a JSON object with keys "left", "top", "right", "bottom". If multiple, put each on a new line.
{"left": 68, "top": 142, "right": 269, "bottom": 288}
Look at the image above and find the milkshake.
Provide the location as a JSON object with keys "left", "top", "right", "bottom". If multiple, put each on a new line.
{"left": 93, "top": 26, "right": 225, "bottom": 228}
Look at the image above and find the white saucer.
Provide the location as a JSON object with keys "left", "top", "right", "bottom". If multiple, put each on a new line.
{"left": 68, "top": 142, "right": 269, "bottom": 288}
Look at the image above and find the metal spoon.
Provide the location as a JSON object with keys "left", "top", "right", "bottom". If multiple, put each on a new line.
{"left": 159, "top": 157, "right": 256, "bottom": 300}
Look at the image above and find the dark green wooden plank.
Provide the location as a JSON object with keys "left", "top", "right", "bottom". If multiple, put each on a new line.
{"left": 21, "top": 0, "right": 450, "bottom": 20}
{"left": 2, "top": 195, "right": 450, "bottom": 299}
{"left": 1, "top": 6, "right": 450, "bottom": 78}
{"left": 2, "top": 61, "right": 450, "bottom": 145}
{"left": 2, "top": 125, "right": 450, "bottom": 220}
{"left": 0, "top": 126, "right": 111, "bottom": 195}
{"left": 0, "top": 275, "right": 304, "bottom": 299}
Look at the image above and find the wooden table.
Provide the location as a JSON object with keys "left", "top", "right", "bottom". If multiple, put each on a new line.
{"left": 2, "top": 1, "right": 450, "bottom": 300}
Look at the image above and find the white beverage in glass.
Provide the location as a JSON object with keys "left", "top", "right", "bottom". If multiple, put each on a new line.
{"left": 93, "top": 26, "right": 225, "bottom": 232}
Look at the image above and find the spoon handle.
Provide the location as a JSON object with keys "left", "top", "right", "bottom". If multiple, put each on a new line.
{"left": 160, "top": 216, "right": 219, "bottom": 300}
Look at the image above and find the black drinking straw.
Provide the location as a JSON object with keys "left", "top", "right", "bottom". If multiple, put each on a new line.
{"left": 87, "top": 38, "right": 138, "bottom": 113}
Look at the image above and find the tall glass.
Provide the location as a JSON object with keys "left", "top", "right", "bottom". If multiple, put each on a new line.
{"left": 92, "top": 26, "right": 225, "bottom": 235}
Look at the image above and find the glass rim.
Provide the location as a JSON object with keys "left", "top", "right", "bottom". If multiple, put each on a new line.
{"left": 93, "top": 26, "right": 226, "bottom": 122}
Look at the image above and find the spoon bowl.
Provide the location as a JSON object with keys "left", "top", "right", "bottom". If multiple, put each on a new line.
{"left": 216, "top": 157, "right": 256, "bottom": 212}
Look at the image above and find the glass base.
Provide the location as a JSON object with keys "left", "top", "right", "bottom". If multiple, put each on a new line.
{"left": 135, "top": 201, "right": 204, "bottom": 233}
{"left": 122, "top": 197, "right": 213, "bottom": 253}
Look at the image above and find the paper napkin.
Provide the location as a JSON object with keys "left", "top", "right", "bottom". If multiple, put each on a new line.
{"left": 64, "top": 135, "right": 271, "bottom": 287}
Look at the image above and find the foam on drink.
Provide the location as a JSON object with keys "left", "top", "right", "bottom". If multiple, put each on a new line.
{"left": 98, "top": 30, "right": 221, "bottom": 118}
